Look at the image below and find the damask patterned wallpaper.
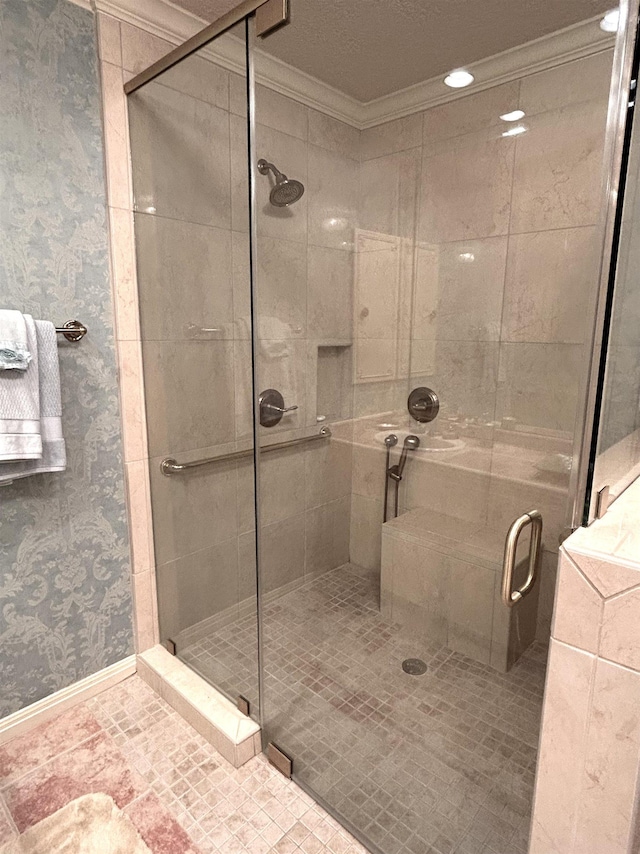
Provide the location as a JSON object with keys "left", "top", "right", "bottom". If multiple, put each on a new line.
{"left": 0, "top": 0, "right": 133, "bottom": 716}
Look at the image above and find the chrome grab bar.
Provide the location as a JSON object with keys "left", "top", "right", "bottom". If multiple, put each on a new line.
{"left": 501, "top": 510, "right": 543, "bottom": 608}
{"left": 161, "top": 426, "right": 331, "bottom": 476}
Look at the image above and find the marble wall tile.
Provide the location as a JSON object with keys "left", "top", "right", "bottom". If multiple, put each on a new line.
{"left": 148, "top": 456, "right": 238, "bottom": 565}
{"left": 430, "top": 340, "right": 499, "bottom": 420}
{"left": 231, "top": 230, "right": 251, "bottom": 337}
{"left": 354, "top": 339, "right": 397, "bottom": 384}
{"left": 552, "top": 550, "right": 603, "bottom": 654}
{"left": 135, "top": 214, "right": 233, "bottom": 341}
{"left": 308, "top": 144, "right": 358, "bottom": 251}
{"left": 600, "top": 586, "right": 640, "bottom": 672}
{"left": 256, "top": 236, "right": 307, "bottom": 339}
{"left": 308, "top": 109, "right": 360, "bottom": 159}
{"left": 447, "top": 557, "right": 494, "bottom": 664}
{"left": 305, "top": 496, "right": 351, "bottom": 577}
{"left": 124, "top": 459, "right": 154, "bottom": 575}
{"left": 230, "top": 114, "right": 250, "bottom": 234}
{"left": 536, "top": 548, "right": 559, "bottom": 642}
{"left": 358, "top": 149, "right": 421, "bottom": 239}
{"left": 96, "top": 14, "right": 122, "bottom": 66}
{"left": 502, "top": 227, "right": 600, "bottom": 344}
{"left": 567, "top": 548, "right": 640, "bottom": 599}
{"left": 255, "top": 125, "right": 308, "bottom": 243}
{"left": 529, "top": 640, "right": 596, "bottom": 854}
{"left": 351, "top": 443, "right": 386, "bottom": 500}
{"left": 519, "top": 51, "right": 614, "bottom": 117}
{"left": 573, "top": 658, "right": 640, "bottom": 854}
{"left": 129, "top": 84, "right": 231, "bottom": 229}
{"left": 254, "top": 84, "right": 308, "bottom": 141}
{"left": 228, "top": 71, "right": 246, "bottom": 119}
{"left": 131, "top": 568, "right": 158, "bottom": 652}
{"left": 418, "top": 130, "right": 515, "bottom": 244}
{"left": 108, "top": 207, "right": 139, "bottom": 342}
{"left": 422, "top": 82, "right": 520, "bottom": 148}
{"left": 142, "top": 340, "right": 235, "bottom": 457}
{"left": 510, "top": 100, "right": 607, "bottom": 233}
{"left": 156, "top": 54, "right": 229, "bottom": 111}
{"left": 117, "top": 340, "right": 148, "bottom": 463}
{"left": 237, "top": 530, "right": 257, "bottom": 603}
{"left": 234, "top": 339, "right": 307, "bottom": 440}
{"left": 360, "top": 114, "right": 423, "bottom": 161}
{"left": 432, "top": 237, "right": 507, "bottom": 342}
{"left": 307, "top": 246, "right": 353, "bottom": 340}
{"left": 156, "top": 538, "right": 239, "bottom": 640}
{"left": 120, "top": 23, "right": 173, "bottom": 76}
{"left": 100, "top": 60, "right": 131, "bottom": 211}
{"left": 260, "top": 514, "right": 306, "bottom": 594}
{"left": 404, "top": 463, "right": 492, "bottom": 525}
{"left": 259, "top": 446, "right": 306, "bottom": 527}
{"left": 486, "top": 475, "right": 567, "bottom": 556}
{"left": 387, "top": 536, "right": 449, "bottom": 647}
{"left": 305, "top": 437, "right": 353, "bottom": 508}
{"left": 256, "top": 339, "right": 307, "bottom": 433}
{"left": 350, "top": 494, "right": 384, "bottom": 571}
{"left": 496, "top": 342, "right": 584, "bottom": 433}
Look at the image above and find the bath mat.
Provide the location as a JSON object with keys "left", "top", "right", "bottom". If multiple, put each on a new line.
{"left": 1, "top": 793, "right": 151, "bottom": 854}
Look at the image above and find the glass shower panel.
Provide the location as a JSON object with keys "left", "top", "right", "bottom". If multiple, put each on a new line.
{"left": 252, "top": 4, "right": 617, "bottom": 853}
{"left": 127, "top": 24, "right": 260, "bottom": 712}
{"left": 590, "top": 57, "right": 640, "bottom": 515}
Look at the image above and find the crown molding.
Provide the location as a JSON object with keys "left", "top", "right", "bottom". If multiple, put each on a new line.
{"left": 357, "top": 15, "right": 614, "bottom": 128}
{"left": 90, "top": 0, "right": 614, "bottom": 130}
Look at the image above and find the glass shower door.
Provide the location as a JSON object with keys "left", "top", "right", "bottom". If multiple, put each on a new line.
{"left": 251, "top": 3, "right": 619, "bottom": 852}
{"left": 127, "top": 21, "right": 261, "bottom": 713}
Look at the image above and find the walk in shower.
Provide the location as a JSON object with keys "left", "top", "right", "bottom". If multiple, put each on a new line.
{"left": 125, "top": 1, "right": 634, "bottom": 851}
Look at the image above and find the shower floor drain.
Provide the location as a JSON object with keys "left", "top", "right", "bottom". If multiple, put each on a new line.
{"left": 402, "top": 658, "right": 427, "bottom": 675}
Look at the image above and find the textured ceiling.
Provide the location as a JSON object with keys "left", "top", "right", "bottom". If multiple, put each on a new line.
{"left": 174, "top": 0, "right": 611, "bottom": 101}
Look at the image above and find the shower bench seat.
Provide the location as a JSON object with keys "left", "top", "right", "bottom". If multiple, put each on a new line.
{"left": 380, "top": 508, "right": 542, "bottom": 672}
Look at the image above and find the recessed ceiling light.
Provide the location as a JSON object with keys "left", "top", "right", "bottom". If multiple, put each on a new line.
{"left": 600, "top": 8, "right": 619, "bottom": 32}
{"left": 502, "top": 125, "right": 527, "bottom": 138}
{"left": 500, "top": 109, "right": 525, "bottom": 122}
{"left": 444, "top": 70, "right": 474, "bottom": 89}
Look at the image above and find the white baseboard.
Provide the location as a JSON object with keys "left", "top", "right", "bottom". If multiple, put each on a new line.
{"left": 0, "top": 655, "right": 137, "bottom": 744}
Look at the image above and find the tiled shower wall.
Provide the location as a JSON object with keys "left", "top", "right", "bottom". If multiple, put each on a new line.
{"left": 0, "top": 0, "right": 133, "bottom": 717}
{"left": 127, "top": 37, "right": 358, "bottom": 645}
{"left": 349, "top": 50, "right": 614, "bottom": 639}
{"left": 97, "top": 6, "right": 615, "bottom": 665}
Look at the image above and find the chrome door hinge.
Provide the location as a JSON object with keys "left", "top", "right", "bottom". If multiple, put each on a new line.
{"left": 267, "top": 742, "right": 293, "bottom": 778}
{"left": 596, "top": 485, "right": 611, "bottom": 519}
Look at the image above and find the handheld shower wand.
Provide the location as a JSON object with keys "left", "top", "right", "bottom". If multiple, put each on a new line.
{"left": 384, "top": 435, "right": 421, "bottom": 521}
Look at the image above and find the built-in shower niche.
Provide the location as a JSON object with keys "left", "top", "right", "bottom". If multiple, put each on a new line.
{"left": 380, "top": 509, "right": 541, "bottom": 672}
{"left": 315, "top": 344, "right": 352, "bottom": 422}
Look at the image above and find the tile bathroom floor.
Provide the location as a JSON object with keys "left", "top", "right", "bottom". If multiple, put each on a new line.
{"left": 180, "top": 563, "right": 548, "bottom": 854}
{"left": 0, "top": 677, "right": 367, "bottom": 853}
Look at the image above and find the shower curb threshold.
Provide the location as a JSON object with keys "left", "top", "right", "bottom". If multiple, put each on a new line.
{"left": 136, "top": 645, "right": 260, "bottom": 767}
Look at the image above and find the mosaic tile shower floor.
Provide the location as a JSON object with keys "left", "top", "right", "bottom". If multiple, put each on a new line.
{"left": 180, "top": 563, "right": 548, "bottom": 854}
{"left": 0, "top": 678, "right": 367, "bottom": 853}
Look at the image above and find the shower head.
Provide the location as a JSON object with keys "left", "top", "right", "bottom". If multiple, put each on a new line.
{"left": 258, "top": 158, "right": 305, "bottom": 207}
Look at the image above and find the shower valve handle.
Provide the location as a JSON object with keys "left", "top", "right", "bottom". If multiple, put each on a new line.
{"left": 259, "top": 388, "right": 298, "bottom": 427}
{"left": 264, "top": 403, "right": 298, "bottom": 414}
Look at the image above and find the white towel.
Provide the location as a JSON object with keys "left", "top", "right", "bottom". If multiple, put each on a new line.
{"left": 0, "top": 314, "right": 42, "bottom": 462}
{"left": 0, "top": 320, "right": 66, "bottom": 484}
{"left": 0, "top": 309, "right": 32, "bottom": 370}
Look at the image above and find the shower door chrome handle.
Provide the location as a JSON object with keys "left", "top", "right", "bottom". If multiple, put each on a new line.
{"left": 501, "top": 510, "right": 543, "bottom": 608}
